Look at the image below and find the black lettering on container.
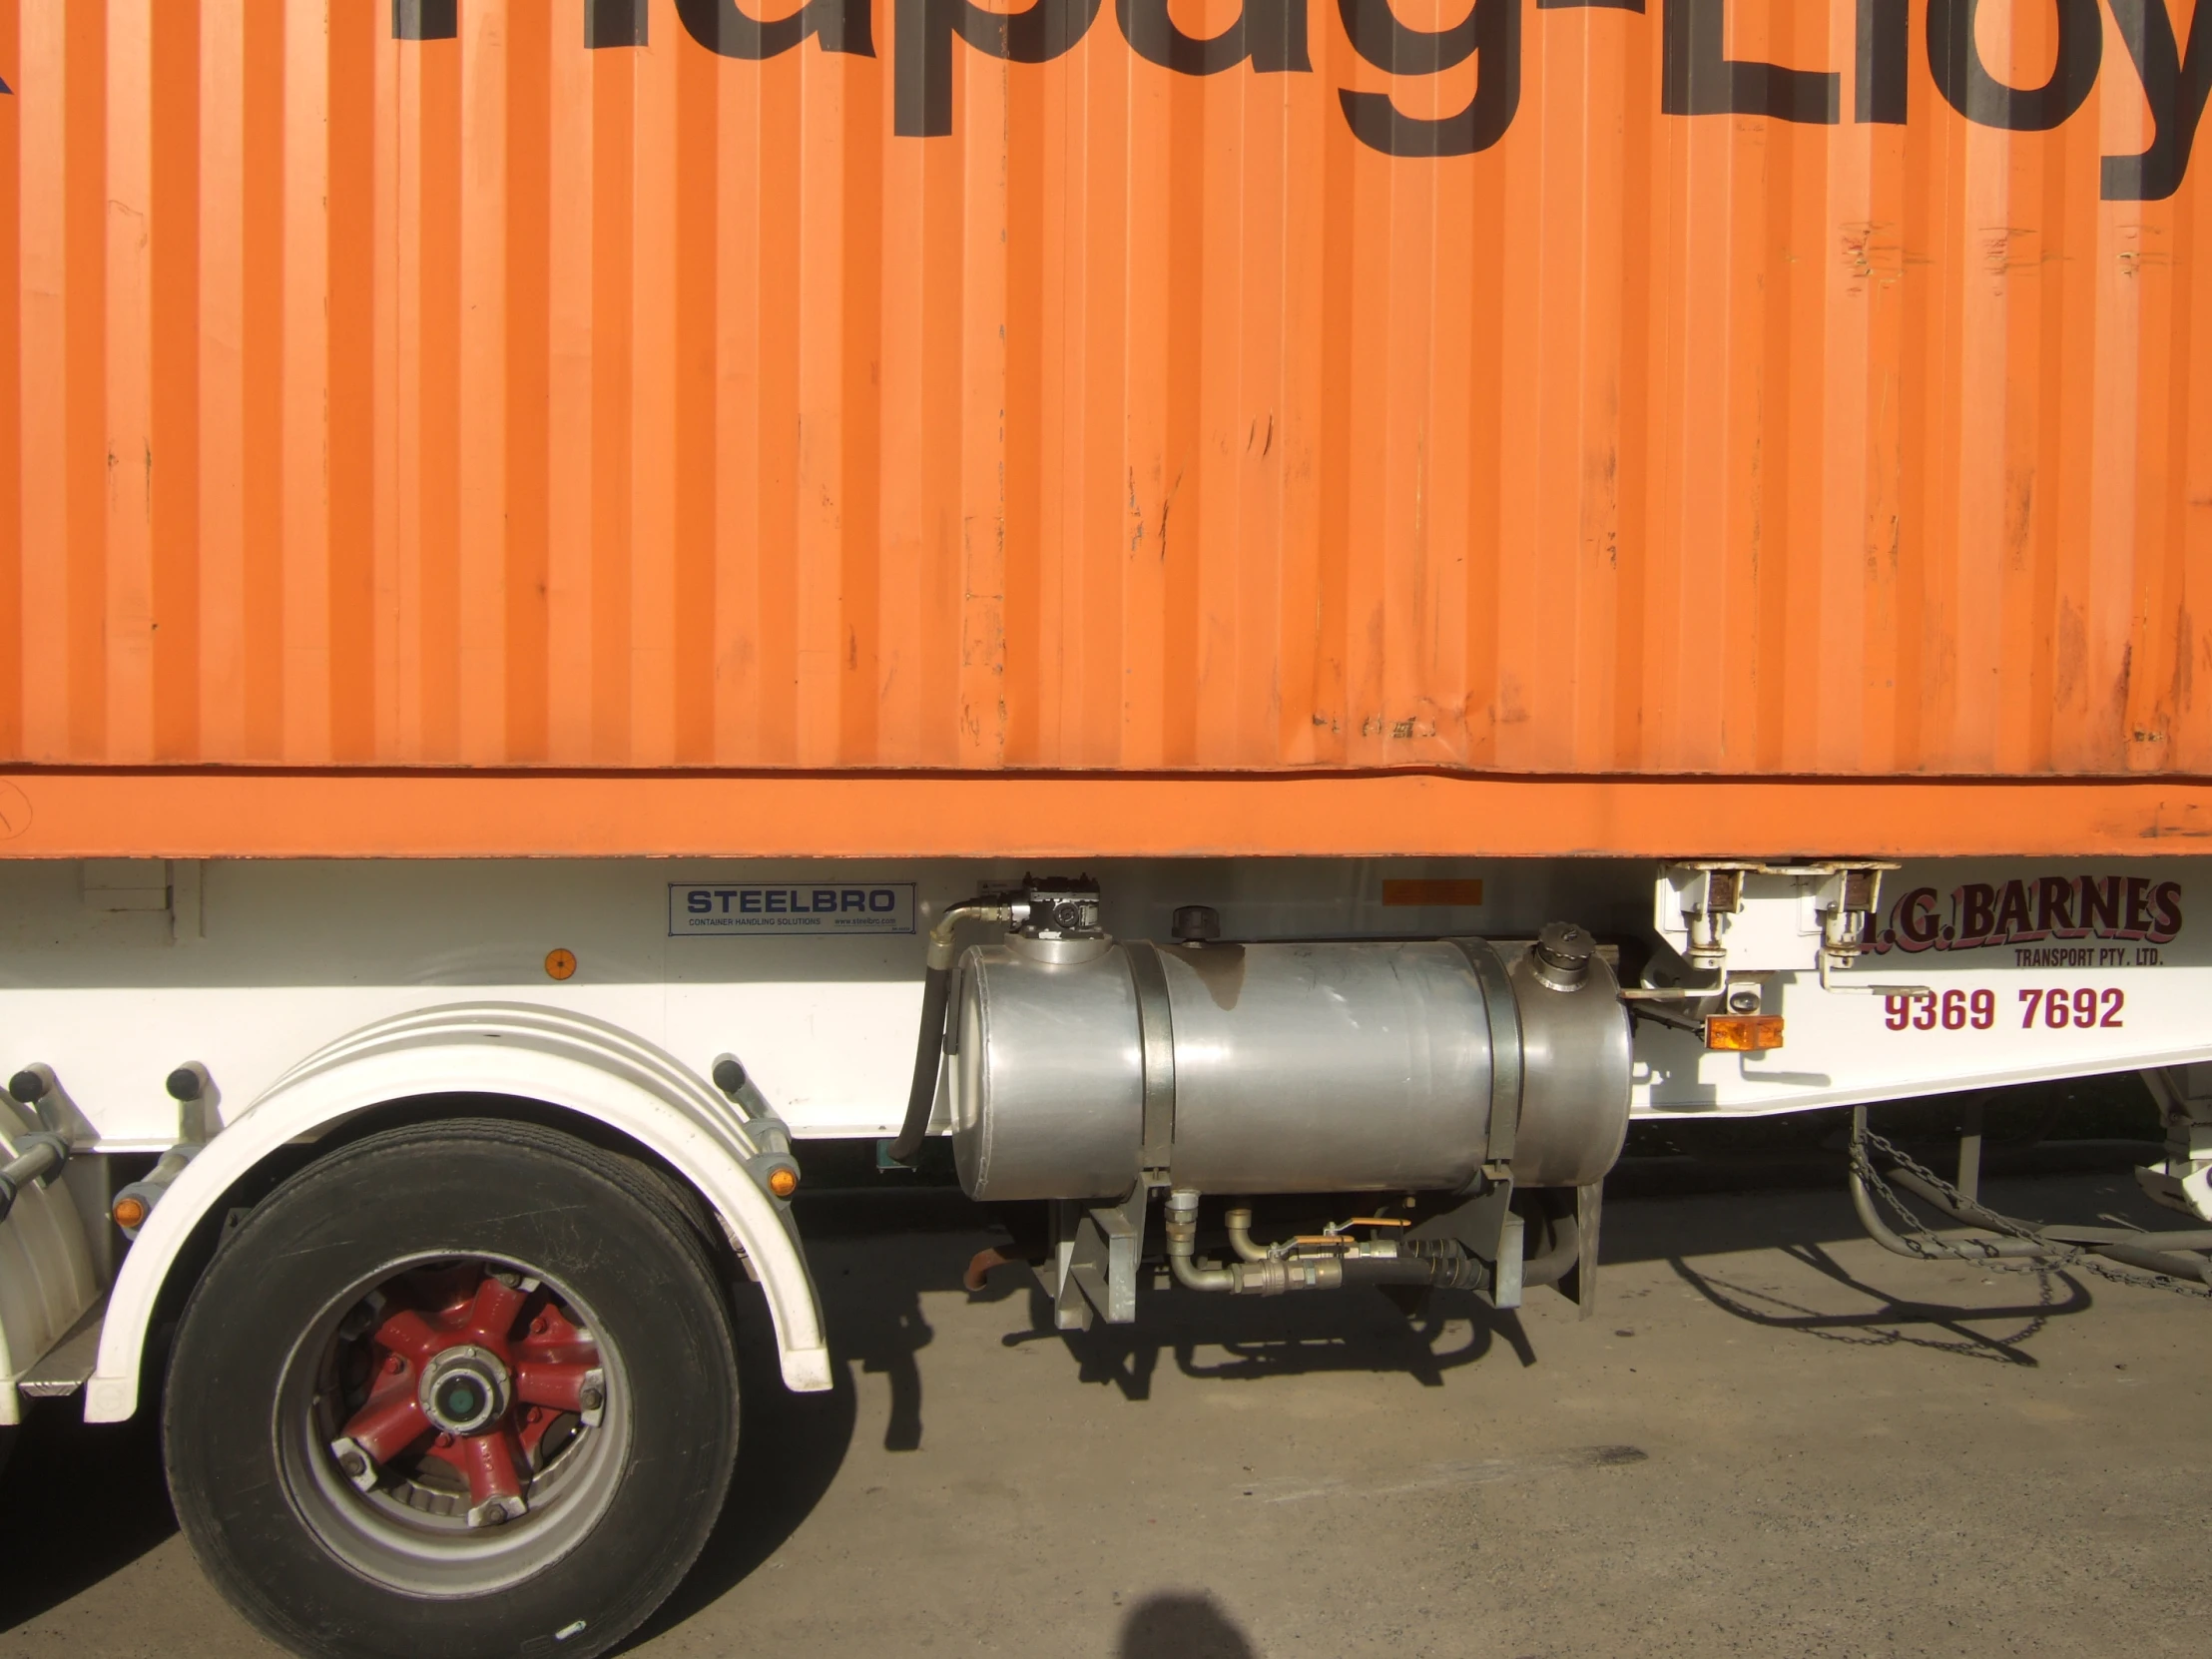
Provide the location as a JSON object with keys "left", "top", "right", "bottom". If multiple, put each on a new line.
{"left": 2102, "top": 0, "right": 2212, "bottom": 201}
{"left": 1856, "top": 0, "right": 1909, "bottom": 123}
{"left": 588, "top": 0, "right": 650, "bottom": 46}
{"left": 896, "top": 0, "right": 1100, "bottom": 137}
{"left": 1118, "top": 0, "right": 1310, "bottom": 74}
{"left": 675, "top": 0, "right": 874, "bottom": 60}
{"left": 393, "top": 0, "right": 457, "bottom": 39}
{"left": 1337, "top": 0, "right": 1521, "bottom": 157}
{"left": 1927, "top": 0, "right": 2100, "bottom": 132}
{"left": 1662, "top": 0, "right": 1839, "bottom": 125}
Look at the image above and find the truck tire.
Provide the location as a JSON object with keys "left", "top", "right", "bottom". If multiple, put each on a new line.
{"left": 164, "top": 1118, "right": 740, "bottom": 1659}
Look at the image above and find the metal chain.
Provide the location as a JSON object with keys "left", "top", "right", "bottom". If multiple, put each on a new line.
{"left": 1849, "top": 1123, "right": 2212, "bottom": 1300}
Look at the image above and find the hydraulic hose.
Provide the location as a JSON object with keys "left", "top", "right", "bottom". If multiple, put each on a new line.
{"left": 1519, "top": 1210, "right": 1581, "bottom": 1289}
{"left": 887, "top": 967, "right": 953, "bottom": 1166}
{"left": 1339, "top": 1252, "right": 1470, "bottom": 1289}
{"left": 886, "top": 899, "right": 1018, "bottom": 1166}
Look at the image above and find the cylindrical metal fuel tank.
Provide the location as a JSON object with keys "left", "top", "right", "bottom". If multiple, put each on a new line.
{"left": 947, "top": 929, "right": 1630, "bottom": 1203}
{"left": 947, "top": 937, "right": 1144, "bottom": 1203}
{"left": 1156, "top": 940, "right": 1494, "bottom": 1196}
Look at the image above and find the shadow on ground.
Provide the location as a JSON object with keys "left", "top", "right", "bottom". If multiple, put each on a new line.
{"left": 627, "top": 1216, "right": 1553, "bottom": 1647}
{"left": 1672, "top": 1243, "right": 2092, "bottom": 1365}
{"left": 0, "top": 1399, "right": 175, "bottom": 1632}
{"left": 617, "top": 1271, "right": 857, "bottom": 1647}
{"left": 1013, "top": 1272, "right": 1538, "bottom": 1400}
{"left": 1119, "top": 1591, "right": 1257, "bottom": 1658}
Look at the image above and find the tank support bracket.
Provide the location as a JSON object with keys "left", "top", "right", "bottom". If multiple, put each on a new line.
{"left": 1045, "top": 1191, "right": 1148, "bottom": 1330}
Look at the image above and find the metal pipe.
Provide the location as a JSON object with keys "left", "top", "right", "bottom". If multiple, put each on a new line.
{"left": 1170, "top": 1191, "right": 1486, "bottom": 1295}
{"left": 1886, "top": 1167, "right": 2212, "bottom": 1252}
{"left": 2095, "top": 1241, "right": 2212, "bottom": 1286}
{"left": 1223, "top": 1207, "right": 1270, "bottom": 1264}
{"left": 887, "top": 899, "right": 1018, "bottom": 1166}
{"left": 1852, "top": 1107, "right": 2212, "bottom": 1282}
{"left": 0, "top": 1135, "right": 66, "bottom": 1226}
{"left": 1165, "top": 1189, "right": 1237, "bottom": 1291}
{"left": 1847, "top": 1153, "right": 2050, "bottom": 1260}
{"left": 2048, "top": 1224, "right": 2212, "bottom": 1250}
{"left": 1233, "top": 1256, "right": 1348, "bottom": 1295}
{"left": 1815, "top": 952, "right": 1931, "bottom": 998}
{"left": 1956, "top": 1097, "right": 1983, "bottom": 1206}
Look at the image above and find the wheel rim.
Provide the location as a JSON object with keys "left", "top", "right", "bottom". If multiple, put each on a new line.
{"left": 275, "top": 1253, "right": 631, "bottom": 1598}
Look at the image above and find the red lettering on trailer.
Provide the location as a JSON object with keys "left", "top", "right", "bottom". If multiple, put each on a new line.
{"left": 2014, "top": 986, "right": 2127, "bottom": 1029}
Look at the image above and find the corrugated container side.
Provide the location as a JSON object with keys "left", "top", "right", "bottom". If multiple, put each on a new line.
{"left": 2, "top": 0, "right": 2208, "bottom": 779}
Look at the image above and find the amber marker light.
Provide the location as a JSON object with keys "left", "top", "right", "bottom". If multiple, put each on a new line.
{"left": 545, "top": 948, "right": 578, "bottom": 981}
{"left": 112, "top": 1194, "right": 149, "bottom": 1231}
{"left": 1705, "top": 1014, "right": 1785, "bottom": 1051}
{"left": 767, "top": 1167, "right": 801, "bottom": 1199}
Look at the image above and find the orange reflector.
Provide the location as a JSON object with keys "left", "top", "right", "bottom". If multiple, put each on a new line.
{"left": 767, "top": 1167, "right": 800, "bottom": 1199}
{"left": 112, "top": 1194, "right": 149, "bottom": 1231}
{"left": 1705, "top": 1014, "right": 1785, "bottom": 1051}
{"left": 1382, "top": 878, "right": 1484, "bottom": 907}
{"left": 544, "top": 948, "right": 577, "bottom": 981}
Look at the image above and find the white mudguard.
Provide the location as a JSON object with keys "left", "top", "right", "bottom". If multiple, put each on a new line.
{"left": 85, "top": 1002, "right": 830, "bottom": 1422}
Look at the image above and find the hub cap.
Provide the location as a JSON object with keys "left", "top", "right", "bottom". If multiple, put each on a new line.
{"left": 280, "top": 1256, "right": 628, "bottom": 1595}
{"left": 420, "top": 1345, "right": 510, "bottom": 1436}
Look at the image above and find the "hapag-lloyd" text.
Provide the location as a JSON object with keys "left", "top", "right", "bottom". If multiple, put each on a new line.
{"left": 395, "top": 0, "right": 2210, "bottom": 200}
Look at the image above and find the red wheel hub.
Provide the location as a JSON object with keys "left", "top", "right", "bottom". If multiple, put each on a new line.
{"left": 331, "top": 1262, "right": 604, "bottom": 1527}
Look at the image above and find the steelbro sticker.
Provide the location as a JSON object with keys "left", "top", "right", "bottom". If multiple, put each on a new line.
{"left": 668, "top": 881, "right": 917, "bottom": 937}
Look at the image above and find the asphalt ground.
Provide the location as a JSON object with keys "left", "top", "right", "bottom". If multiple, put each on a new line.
{"left": 4, "top": 1127, "right": 2209, "bottom": 1659}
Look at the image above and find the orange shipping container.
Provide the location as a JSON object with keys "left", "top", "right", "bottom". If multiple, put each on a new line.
{"left": 0, "top": 0, "right": 2209, "bottom": 857}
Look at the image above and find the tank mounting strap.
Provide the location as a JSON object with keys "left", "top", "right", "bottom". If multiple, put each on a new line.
{"left": 1452, "top": 938, "right": 1523, "bottom": 1166}
{"left": 1125, "top": 941, "right": 1178, "bottom": 1185}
